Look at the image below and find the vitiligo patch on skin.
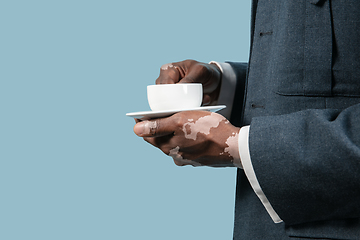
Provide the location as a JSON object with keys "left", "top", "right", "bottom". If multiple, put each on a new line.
{"left": 142, "top": 121, "right": 157, "bottom": 135}
{"left": 161, "top": 63, "right": 174, "bottom": 71}
{"left": 182, "top": 112, "right": 224, "bottom": 140}
{"left": 224, "top": 131, "right": 241, "bottom": 168}
{"left": 169, "top": 146, "right": 202, "bottom": 167}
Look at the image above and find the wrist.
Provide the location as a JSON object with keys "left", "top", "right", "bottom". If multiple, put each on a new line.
{"left": 224, "top": 127, "right": 242, "bottom": 168}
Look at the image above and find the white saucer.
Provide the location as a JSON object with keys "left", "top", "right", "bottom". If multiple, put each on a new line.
{"left": 126, "top": 105, "right": 226, "bottom": 119}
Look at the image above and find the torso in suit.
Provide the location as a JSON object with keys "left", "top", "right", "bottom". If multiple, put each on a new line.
{"left": 230, "top": 0, "right": 360, "bottom": 239}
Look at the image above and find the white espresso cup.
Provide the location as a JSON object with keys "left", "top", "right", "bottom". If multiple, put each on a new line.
{"left": 147, "top": 83, "right": 203, "bottom": 111}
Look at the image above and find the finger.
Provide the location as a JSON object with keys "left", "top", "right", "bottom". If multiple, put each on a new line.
{"left": 133, "top": 118, "right": 174, "bottom": 138}
{"left": 173, "top": 158, "right": 201, "bottom": 167}
{"left": 177, "top": 70, "right": 199, "bottom": 84}
{"left": 179, "top": 64, "right": 221, "bottom": 95}
{"left": 202, "top": 94, "right": 211, "bottom": 106}
{"left": 169, "top": 148, "right": 190, "bottom": 167}
{"left": 173, "top": 159, "right": 186, "bottom": 166}
{"left": 177, "top": 63, "right": 209, "bottom": 85}
{"left": 143, "top": 134, "right": 173, "bottom": 152}
{"left": 156, "top": 63, "right": 181, "bottom": 84}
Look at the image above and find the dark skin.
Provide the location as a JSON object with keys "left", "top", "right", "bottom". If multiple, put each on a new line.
{"left": 157, "top": 60, "right": 221, "bottom": 105}
{"left": 133, "top": 60, "right": 241, "bottom": 167}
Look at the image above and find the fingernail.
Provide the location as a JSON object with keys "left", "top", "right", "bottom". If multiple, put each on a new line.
{"left": 134, "top": 122, "right": 145, "bottom": 136}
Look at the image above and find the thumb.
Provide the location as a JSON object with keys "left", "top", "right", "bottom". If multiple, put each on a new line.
{"left": 133, "top": 119, "right": 174, "bottom": 137}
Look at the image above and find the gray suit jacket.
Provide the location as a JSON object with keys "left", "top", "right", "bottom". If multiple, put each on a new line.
{"left": 230, "top": 0, "right": 360, "bottom": 239}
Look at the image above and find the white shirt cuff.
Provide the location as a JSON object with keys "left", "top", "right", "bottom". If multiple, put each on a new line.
{"left": 210, "top": 61, "right": 282, "bottom": 223}
{"left": 209, "top": 61, "right": 237, "bottom": 119}
{"left": 238, "top": 126, "right": 283, "bottom": 223}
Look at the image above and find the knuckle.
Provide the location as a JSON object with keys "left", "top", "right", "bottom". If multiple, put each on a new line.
{"left": 160, "top": 63, "right": 174, "bottom": 71}
{"left": 162, "top": 148, "right": 170, "bottom": 156}
{"left": 174, "top": 114, "right": 186, "bottom": 129}
{"left": 184, "top": 59, "right": 197, "bottom": 65}
{"left": 143, "top": 137, "right": 156, "bottom": 147}
{"left": 160, "top": 145, "right": 173, "bottom": 156}
{"left": 174, "top": 160, "right": 185, "bottom": 166}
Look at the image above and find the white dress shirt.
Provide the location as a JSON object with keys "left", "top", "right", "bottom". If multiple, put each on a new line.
{"left": 211, "top": 61, "right": 283, "bottom": 223}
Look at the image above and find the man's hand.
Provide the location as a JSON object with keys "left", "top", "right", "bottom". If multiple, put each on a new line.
{"left": 133, "top": 111, "right": 241, "bottom": 167}
{"left": 157, "top": 60, "right": 222, "bottom": 105}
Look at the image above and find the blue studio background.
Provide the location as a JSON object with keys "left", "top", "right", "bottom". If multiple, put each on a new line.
{"left": 0, "top": 1, "right": 250, "bottom": 239}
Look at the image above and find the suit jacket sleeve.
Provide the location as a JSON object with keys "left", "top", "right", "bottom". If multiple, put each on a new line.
{"left": 248, "top": 104, "right": 360, "bottom": 225}
{"left": 227, "top": 0, "right": 360, "bottom": 226}
{"left": 227, "top": 60, "right": 360, "bottom": 225}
